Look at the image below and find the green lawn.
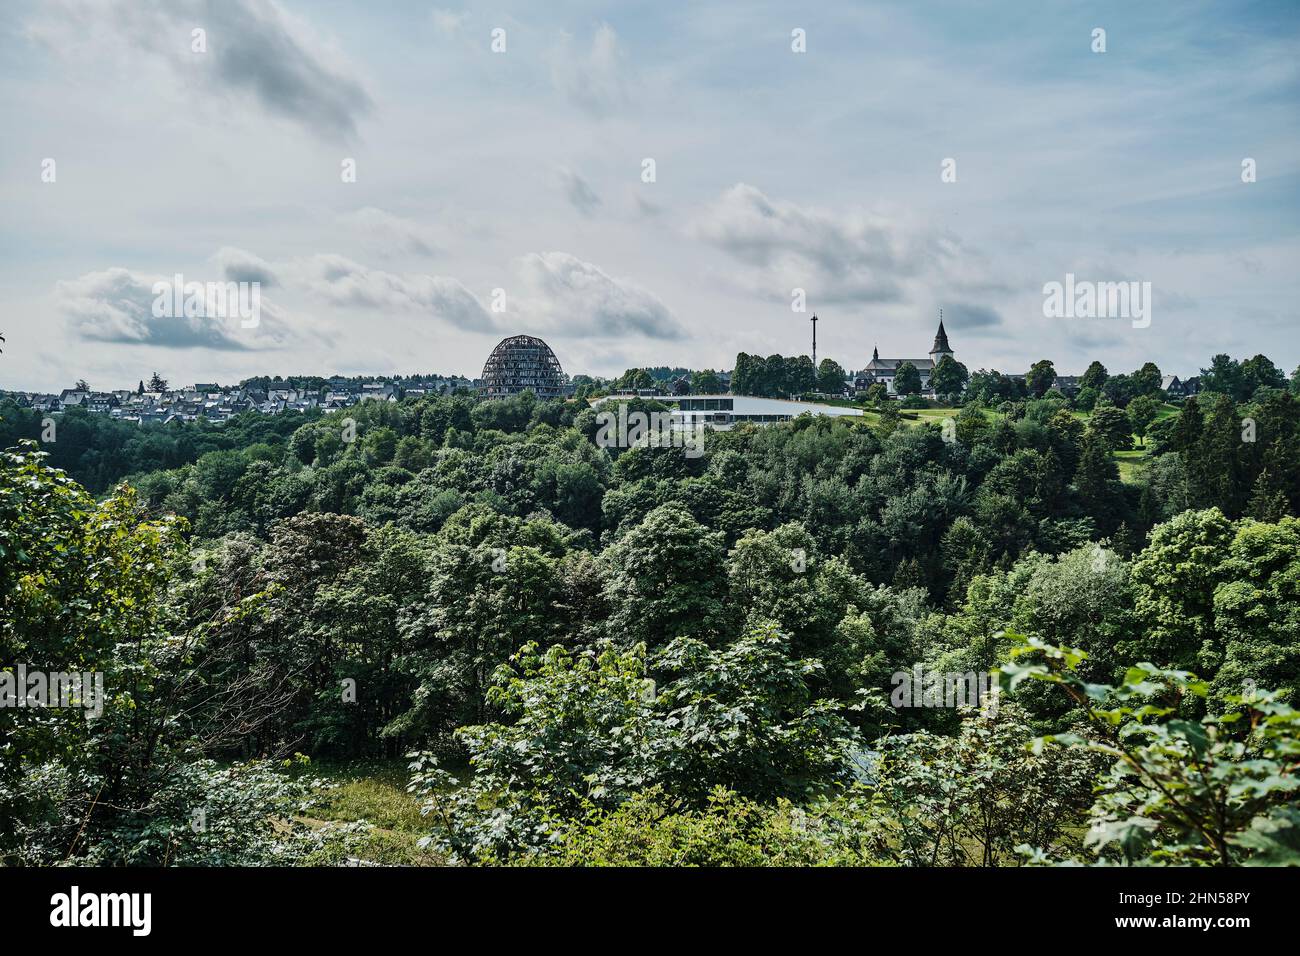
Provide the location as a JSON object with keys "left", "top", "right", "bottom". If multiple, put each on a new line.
{"left": 1113, "top": 448, "right": 1147, "bottom": 482}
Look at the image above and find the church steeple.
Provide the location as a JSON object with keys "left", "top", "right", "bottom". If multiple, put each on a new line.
{"left": 929, "top": 310, "right": 952, "bottom": 361}
{"left": 872, "top": 344, "right": 879, "bottom": 362}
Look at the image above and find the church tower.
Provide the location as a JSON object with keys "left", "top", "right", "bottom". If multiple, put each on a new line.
{"left": 929, "top": 311, "right": 953, "bottom": 364}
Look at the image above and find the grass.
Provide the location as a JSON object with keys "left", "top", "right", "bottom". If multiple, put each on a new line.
{"left": 1113, "top": 448, "right": 1147, "bottom": 482}
{"left": 292, "top": 759, "right": 449, "bottom": 866}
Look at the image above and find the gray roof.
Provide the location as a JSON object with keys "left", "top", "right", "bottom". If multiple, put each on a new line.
{"left": 864, "top": 358, "right": 935, "bottom": 372}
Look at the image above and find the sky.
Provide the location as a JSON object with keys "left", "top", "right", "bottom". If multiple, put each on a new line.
{"left": 1, "top": 0, "right": 1297, "bottom": 392}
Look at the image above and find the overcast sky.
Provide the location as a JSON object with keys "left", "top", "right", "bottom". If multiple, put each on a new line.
{"left": 1, "top": 0, "right": 1297, "bottom": 392}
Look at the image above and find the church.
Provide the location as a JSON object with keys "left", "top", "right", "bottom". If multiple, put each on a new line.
{"left": 854, "top": 317, "right": 954, "bottom": 395}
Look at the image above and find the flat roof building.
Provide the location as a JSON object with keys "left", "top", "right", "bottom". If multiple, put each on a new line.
{"left": 593, "top": 394, "right": 864, "bottom": 430}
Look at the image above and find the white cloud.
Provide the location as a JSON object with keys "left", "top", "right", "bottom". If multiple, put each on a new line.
{"left": 56, "top": 267, "right": 305, "bottom": 350}
{"left": 431, "top": 8, "right": 469, "bottom": 34}
{"left": 511, "top": 252, "right": 684, "bottom": 340}
{"left": 557, "top": 167, "right": 603, "bottom": 217}
{"left": 547, "top": 23, "right": 629, "bottom": 117}
{"left": 26, "top": 0, "right": 372, "bottom": 141}
{"left": 692, "top": 183, "right": 928, "bottom": 305}
{"left": 341, "top": 208, "right": 442, "bottom": 258}
{"left": 215, "top": 247, "right": 280, "bottom": 286}
{"left": 286, "top": 254, "right": 496, "bottom": 331}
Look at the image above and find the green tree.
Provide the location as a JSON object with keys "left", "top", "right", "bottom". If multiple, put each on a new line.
{"left": 602, "top": 505, "right": 732, "bottom": 649}
{"left": 1086, "top": 403, "right": 1134, "bottom": 451}
{"left": 691, "top": 368, "right": 722, "bottom": 393}
{"left": 816, "top": 358, "right": 848, "bottom": 395}
{"left": 1026, "top": 359, "right": 1056, "bottom": 399}
{"left": 1131, "top": 362, "right": 1162, "bottom": 397}
{"left": 1126, "top": 394, "right": 1161, "bottom": 448}
{"left": 929, "top": 354, "right": 969, "bottom": 398}
{"left": 893, "top": 362, "right": 922, "bottom": 396}
{"left": 1079, "top": 361, "right": 1108, "bottom": 391}
{"left": 1201, "top": 354, "right": 1248, "bottom": 402}
{"left": 1005, "top": 633, "right": 1300, "bottom": 866}
{"left": 1241, "top": 354, "right": 1287, "bottom": 395}
{"left": 1126, "top": 508, "right": 1236, "bottom": 673}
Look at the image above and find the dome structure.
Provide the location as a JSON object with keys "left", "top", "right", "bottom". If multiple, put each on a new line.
{"left": 480, "top": 334, "right": 570, "bottom": 400}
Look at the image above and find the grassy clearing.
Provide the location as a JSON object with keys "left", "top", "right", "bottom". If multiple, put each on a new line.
{"left": 293, "top": 759, "right": 449, "bottom": 866}
{"left": 1113, "top": 448, "right": 1147, "bottom": 482}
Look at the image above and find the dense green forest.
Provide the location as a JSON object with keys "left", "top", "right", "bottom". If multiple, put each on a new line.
{"left": 2, "top": 361, "right": 1299, "bottom": 866}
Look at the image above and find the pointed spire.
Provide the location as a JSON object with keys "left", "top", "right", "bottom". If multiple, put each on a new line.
{"left": 872, "top": 344, "right": 879, "bottom": 362}
{"left": 931, "top": 310, "right": 951, "bottom": 355}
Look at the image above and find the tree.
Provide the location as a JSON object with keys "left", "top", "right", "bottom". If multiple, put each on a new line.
{"left": 413, "top": 622, "right": 856, "bottom": 861}
{"left": 619, "top": 368, "right": 654, "bottom": 391}
{"left": 1101, "top": 373, "right": 1135, "bottom": 408}
{"left": 1086, "top": 404, "right": 1134, "bottom": 451}
{"left": 1241, "top": 354, "right": 1286, "bottom": 396}
{"left": 137, "top": 379, "right": 145, "bottom": 395}
{"left": 894, "top": 362, "right": 922, "bottom": 396}
{"left": 602, "top": 505, "right": 731, "bottom": 649}
{"left": 1200, "top": 354, "right": 1248, "bottom": 402}
{"left": 816, "top": 358, "right": 848, "bottom": 395}
{"left": 1005, "top": 633, "right": 1300, "bottom": 866}
{"left": 74, "top": 378, "right": 89, "bottom": 391}
{"left": 1026, "top": 359, "right": 1057, "bottom": 398}
{"left": 1131, "top": 362, "right": 1162, "bottom": 397}
{"left": 1074, "top": 431, "right": 1122, "bottom": 530}
{"left": 1079, "top": 361, "right": 1109, "bottom": 392}
{"left": 1126, "top": 508, "right": 1235, "bottom": 672}
{"left": 691, "top": 369, "right": 722, "bottom": 393}
{"left": 862, "top": 382, "right": 889, "bottom": 406}
{"left": 929, "top": 354, "right": 969, "bottom": 399}
{"left": 148, "top": 372, "right": 168, "bottom": 392}
{"left": 875, "top": 702, "right": 1099, "bottom": 866}
{"left": 732, "top": 353, "right": 755, "bottom": 395}
{"left": 1126, "top": 394, "right": 1161, "bottom": 448}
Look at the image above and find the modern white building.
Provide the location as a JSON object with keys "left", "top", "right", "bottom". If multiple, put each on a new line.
{"left": 593, "top": 394, "right": 864, "bottom": 431}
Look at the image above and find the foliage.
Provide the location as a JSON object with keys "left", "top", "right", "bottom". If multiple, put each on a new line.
{"left": 1003, "top": 633, "right": 1300, "bottom": 865}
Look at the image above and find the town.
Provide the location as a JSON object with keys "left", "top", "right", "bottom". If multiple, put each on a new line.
{"left": 1, "top": 373, "right": 475, "bottom": 424}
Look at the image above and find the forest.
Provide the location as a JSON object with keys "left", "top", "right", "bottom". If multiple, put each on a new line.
{"left": 2, "top": 353, "right": 1298, "bottom": 867}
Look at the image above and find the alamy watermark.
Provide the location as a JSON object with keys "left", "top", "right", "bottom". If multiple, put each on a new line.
{"left": 152, "top": 273, "right": 261, "bottom": 328}
{"left": 595, "top": 404, "right": 705, "bottom": 458}
{"left": 1, "top": 665, "right": 104, "bottom": 719}
{"left": 1042, "top": 273, "right": 1151, "bottom": 329}
{"left": 891, "top": 665, "right": 999, "bottom": 715}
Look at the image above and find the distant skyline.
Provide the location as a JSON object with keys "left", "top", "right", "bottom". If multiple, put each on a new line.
{"left": 2, "top": 0, "right": 1298, "bottom": 392}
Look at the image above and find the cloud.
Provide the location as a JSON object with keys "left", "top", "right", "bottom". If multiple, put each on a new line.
{"left": 557, "top": 168, "right": 602, "bottom": 217}
{"left": 634, "top": 193, "right": 664, "bottom": 218}
{"left": 512, "top": 252, "right": 684, "bottom": 339}
{"left": 692, "top": 183, "right": 939, "bottom": 305}
{"left": 938, "top": 303, "right": 1004, "bottom": 332}
{"left": 430, "top": 8, "right": 469, "bottom": 34}
{"left": 287, "top": 254, "right": 496, "bottom": 330}
{"left": 547, "top": 23, "right": 628, "bottom": 117}
{"left": 215, "top": 247, "right": 280, "bottom": 286}
{"left": 56, "top": 267, "right": 303, "bottom": 350}
{"left": 341, "top": 207, "right": 441, "bottom": 258}
{"left": 26, "top": 0, "right": 371, "bottom": 142}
